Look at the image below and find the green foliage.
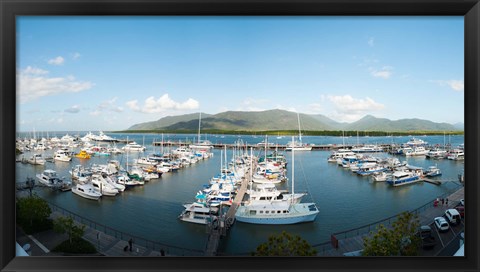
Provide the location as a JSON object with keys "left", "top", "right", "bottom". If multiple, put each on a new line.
{"left": 52, "top": 237, "right": 97, "bottom": 254}
{"left": 363, "top": 212, "right": 420, "bottom": 256}
{"left": 53, "top": 216, "right": 86, "bottom": 244}
{"left": 252, "top": 231, "right": 317, "bottom": 256}
{"left": 16, "top": 196, "right": 52, "bottom": 234}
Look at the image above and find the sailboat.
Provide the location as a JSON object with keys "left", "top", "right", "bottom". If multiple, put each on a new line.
{"left": 285, "top": 112, "right": 312, "bottom": 151}
{"left": 235, "top": 137, "right": 319, "bottom": 224}
{"left": 189, "top": 112, "right": 213, "bottom": 150}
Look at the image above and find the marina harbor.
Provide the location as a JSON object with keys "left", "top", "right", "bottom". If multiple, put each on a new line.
{"left": 16, "top": 131, "right": 465, "bottom": 256}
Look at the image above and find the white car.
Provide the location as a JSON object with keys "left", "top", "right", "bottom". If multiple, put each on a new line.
{"left": 460, "top": 199, "right": 464, "bottom": 206}
{"left": 434, "top": 217, "right": 449, "bottom": 232}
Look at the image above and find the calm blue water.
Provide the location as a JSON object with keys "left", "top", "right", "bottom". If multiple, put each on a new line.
{"left": 16, "top": 133, "right": 464, "bottom": 255}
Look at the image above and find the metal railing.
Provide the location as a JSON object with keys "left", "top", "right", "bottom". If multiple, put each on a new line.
{"left": 47, "top": 201, "right": 204, "bottom": 256}
{"left": 311, "top": 186, "right": 463, "bottom": 252}
{"left": 331, "top": 189, "right": 460, "bottom": 241}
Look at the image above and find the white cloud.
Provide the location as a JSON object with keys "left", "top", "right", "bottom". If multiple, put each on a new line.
{"left": 370, "top": 66, "right": 393, "bottom": 79}
{"left": 17, "top": 66, "right": 94, "bottom": 103}
{"left": 72, "top": 52, "right": 81, "bottom": 60}
{"left": 65, "top": 105, "right": 80, "bottom": 113}
{"left": 48, "top": 56, "right": 65, "bottom": 65}
{"left": 432, "top": 80, "right": 464, "bottom": 92}
{"left": 23, "top": 66, "right": 49, "bottom": 75}
{"left": 326, "top": 95, "right": 385, "bottom": 122}
{"left": 368, "top": 37, "right": 375, "bottom": 47}
{"left": 88, "top": 97, "right": 125, "bottom": 116}
{"left": 89, "top": 110, "right": 102, "bottom": 116}
{"left": 357, "top": 57, "right": 379, "bottom": 67}
{"left": 126, "top": 94, "right": 199, "bottom": 114}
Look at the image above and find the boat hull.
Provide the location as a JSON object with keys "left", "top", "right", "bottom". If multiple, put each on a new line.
{"left": 386, "top": 176, "right": 420, "bottom": 186}
{"left": 235, "top": 203, "right": 319, "bottom": 225}
{"left": 72, "top": 188, "right": 101, "bottom": 200}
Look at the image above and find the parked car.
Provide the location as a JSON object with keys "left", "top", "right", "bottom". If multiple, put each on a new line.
{"left": 434, "top": 217, "right": 449, "bottom": 232}
{"left": 455, "top": 205, "right": 465, "bottom": 218}
{"left": 444, "top": 209, "right": 461, "bottom": 225}
{"left": 417, "top": 225, "right": 436, "bottom": 249}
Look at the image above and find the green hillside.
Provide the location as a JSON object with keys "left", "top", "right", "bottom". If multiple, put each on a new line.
{"left": 128, "top": 112, "right": 211, "bottom": 130}
{"left": 127, "top": 110, "right": 461, "bottom": 132}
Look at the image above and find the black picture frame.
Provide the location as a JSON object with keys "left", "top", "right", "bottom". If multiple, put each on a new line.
{"left": 1, "top": 0, "right": 479, "bottom": 271}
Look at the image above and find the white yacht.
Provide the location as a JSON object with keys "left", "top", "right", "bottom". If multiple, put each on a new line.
{"left": 97, "top": 131, "right": 117, "bottom": 142}
{"left": 327, "top": 149, "right": 355, "bottom": 162}
{"left": 178, "top": 202, "right": 215, "bottom": 225}
{"left": 386, "top": 170, "right": 422, "bottom": 187}
{"left": 72, "top": 183, "right": 102, "bottom": 200}
{"left": 247, "top": 183, "right": 305, "bottom": 204}
{"left": 405, "top": 137, "right": 428, "bottom": 146}
{"left": 26, "top": 154, "right": 46, "bottom": 165}
{"left": 447, "top": 149, "right": 464, "bottom": 160}
{"left": 69, "top": 165, "right": 92, "bottom": 183}
{"left": 53, "top": 150, "right": 72, "bottom": 162}
{"left": 425, "top": 165, "right": 442, "bottom": 177}
{"left": 235, "top": 137, "right": 319, "bottom": 225}
{"left": 122, "top": 142, "right": 146, "bottom": 152}
{"left": 404, "top": 146, "right": 429, "bottom": 156}
{"left": 36, "top": 169, "right": 65, "bottom": 188}
{"left": 351, "top": 144, "right": 383, "bottom": 153}
{"left": 372, "top": 171, "right": 390, "bottom": 182}
{"left": 135, "top": 157, "right": 158, "bottom": 166}
{"left": 426, "top": 148, "right": 447, "bottom": 159}
{"left": 90, "top": 174, "right": 119, "bottom": 196}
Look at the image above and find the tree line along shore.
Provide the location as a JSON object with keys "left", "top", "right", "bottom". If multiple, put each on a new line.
{"left": 111, "top": 130, "right": 464, "bottom": 137}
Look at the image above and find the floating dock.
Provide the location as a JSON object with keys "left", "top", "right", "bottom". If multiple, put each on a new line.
{"left": 204, "top": 162, "right": 255, "bottom": 256}
{"left": 422, "top": 178, "right": 442, "bottom": 185}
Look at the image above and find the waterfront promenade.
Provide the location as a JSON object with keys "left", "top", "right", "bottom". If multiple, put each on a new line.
{"left": 316, "top": 187, "right": 465, "bottom": 256}
{"left": 16, "top": 186, "right": 464, "bottom": 257}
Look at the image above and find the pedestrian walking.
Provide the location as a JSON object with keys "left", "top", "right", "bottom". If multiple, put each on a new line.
{"left": 128, "top": 238, "right": 133, "bottom": 252}
{"left": 441, "top": 198, "right": 445, "bottom": 206}
{"left": 446, "top": 198, "right": 449, "bottom": 206}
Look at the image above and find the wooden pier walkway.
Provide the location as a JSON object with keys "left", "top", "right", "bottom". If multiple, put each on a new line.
{"left": 204, "top": 162, "right": 255, "bottom": 256}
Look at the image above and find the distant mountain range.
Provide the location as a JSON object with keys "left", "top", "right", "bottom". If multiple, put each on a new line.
{"left": 127, "top": 109, "right": 462, "bottom": 132}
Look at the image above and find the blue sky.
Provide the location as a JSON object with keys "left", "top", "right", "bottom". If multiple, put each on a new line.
{"left": 17, "top": 16, "right": 464, "bottom": 132}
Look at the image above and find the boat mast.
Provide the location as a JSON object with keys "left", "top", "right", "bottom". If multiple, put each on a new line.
{"left": 161, "top": 133, "right": 164, "bottom": 154}
{"left": 264, "top": 135, "right": 267, "bottom": 162}
{"left": 443, "top": 131, "right": 446, "bottom": 150}
{"left": 291, "top": 136, "right": 295, "bottom": 204}
{"left": 198, "top": 112, "right": 202, "bottom": 144}
{"left": 224, "top": 144, "right": 227, "bottom": 172}
{"left": 297, "top": 112, "right": 302, "bottom": 143}
{"left": 126, "top": 136, "right": 129, "bottom": 172}
{"left": 249, "top": 147, "right": 253, "bottom": 193}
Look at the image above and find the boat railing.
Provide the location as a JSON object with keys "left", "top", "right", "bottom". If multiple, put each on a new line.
{"left": 47, "top": 201, "right": 204, "bottom": 256}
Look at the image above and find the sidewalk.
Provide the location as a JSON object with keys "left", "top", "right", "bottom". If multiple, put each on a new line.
{"left": 16, "top": 211, "right": 167, "bottom": 256}
{"left": 319, "top": 187, "right": 464, "bottom": 256}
